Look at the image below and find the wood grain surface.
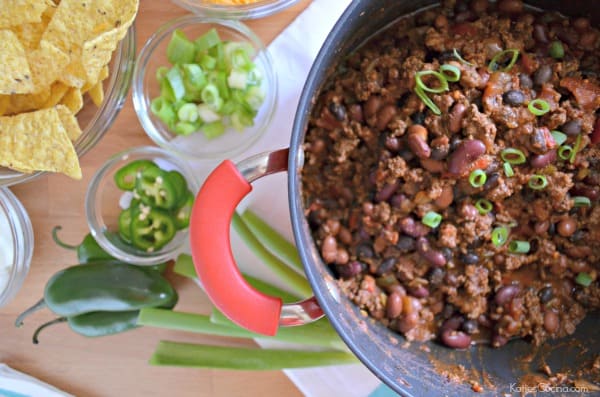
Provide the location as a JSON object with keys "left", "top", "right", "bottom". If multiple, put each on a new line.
{"left": 2, "top": 1, "right": 312, "bottom": 396}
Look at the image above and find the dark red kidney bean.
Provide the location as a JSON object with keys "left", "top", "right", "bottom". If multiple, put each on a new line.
{"left": 364, "top": 95, "right": 382, "bottom": 118}
{"left": 409, "top": 286, "right": 429, "bottom": 298}
{"left": 376, "top": 105, "right": 397, "bottom": 131}
{"left": 562, "top": 120, "right": 582, "bottom": 136}
{"left": 455, "top": 10, "right": 475, "bottom": 23}
{"left": 448, "top": 103, "right": 467, "bottom": 134}
{"left": 430, "top": 146, "right": 450, "bottom": 160}
{"left": 580, "top": 31, "right": 598, "bottom": 49}
{"left": 460, "top": 202, "right": 479, "bottom": 220}
{"left": 592, "top": 117, "right": 600, "bottom": 145}
{"left": 570, "top": 184, "right": 600, "bottom": 201}
{"left": 534, "top": 220, "right": 550, "bottom": 235}
{"left": 543, "top": 311, "right": 559, "bottom": 333}
{"left": 584, "top": 172, "right": 600, "bottom": 186}
{"left": 573, "top": 17, "right": 590, "bottom": 32}
{"left": 492, "top": 334, "right": 508, "bottom": 348}
{"left": 387, "top": 292, "right": 403, "bottom": 319}
{"left": 407, "top": 133, "right": 431, "bottom": 159}
{"left": 533, "top": 64, "right": 552, "bottom": 86}
{"left": 376, "top": 257, "right": 397, "bottom": 276}
{"left": 390, "top": 194, "right": 408, "bottom": 209}
{"left": 399, "top": 217, "right": 429, "bottom": 238}
{"left": 321, "top": 236, "right": 338, "bottom": 263}
{"left": 530, "top": 149, "right": 557, "bottom": 169}
{"left": 396, "top": 235, "right": 416, "bottom": 252}
{"left": 519, "top": 73, "right": 533, "bottom": 89}
{"left": 470, "top": 0, "right": 488, "bottom": 13}
{"left": 349, "top": 104, "right": 363, "bottom": 122}
{"left": 441, "top": 315, "right": 464, "bottom": 331}
{"left": 532, "top": 24, "right": 549, "bottom": 43}
{"left": 385, "top": 136, "right": 401, "bottom": 152}
{"left": 502, "top": 90, "right": 525, "bottom": 106}
{"left": 447, "top": 139, "right": 486, "bottom": 175}
{"left": 441, "top": 329, "right": 472, "bottom": 349}
{"left": 497, "top": 0, "right": 523, "bottom": 13}
{"left": 538, "top": 286, "right": 554, "bottom": 304}
{"left": 336, "top": 261, "right": 366, "bottom": 279}
{"left": 556, "top": 28, "right": 579, "bottom": 46}
{"left": 328, "top": 102, "right": 346, "bottom": 121}
{"left": 495, "top": 285, "right": 520, "bottom": 306}
{"left": 375, "top": 181, "right": 399, "bottom": 203}
{"left": 416, "top": 237, "right": 447, "bottom": 267}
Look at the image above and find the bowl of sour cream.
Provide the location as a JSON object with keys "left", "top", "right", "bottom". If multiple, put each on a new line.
{"left": 0, "top": 188, "right": 33, "bottom": 307}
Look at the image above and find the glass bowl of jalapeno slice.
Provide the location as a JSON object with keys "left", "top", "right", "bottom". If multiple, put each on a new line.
{"left": 132, "top": 15, "right": 277, "bottom": 161}
{"left": 85, "top": 146, "right": 200, "bottom": 266}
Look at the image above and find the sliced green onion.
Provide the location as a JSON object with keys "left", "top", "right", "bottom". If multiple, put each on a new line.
{"left": 570, "top": 134, "right": 582, "bottom": 164}
{"left": 453, "top": 48, "right": 474, "bottom": 66}
{"left": 201, "top": 83, "right": 222, "bottom": 111}
{"left": 167, "top": 29, "right": 196, "bottom": 64}
{"left": 415, "top": 70, "right": 449, "bottom": 93}
{"left": 440, "top": 64, "right": 461, "bottom": 82}
{"left": 469, "top": 169, "right": 487, "bottom": 188}
{"left": 488, "top": 49, "right": 520, "bottom": 72}
{"left": 156, "top": 66, "right": 169, "bottom": 81}
{"left": 575, "top": 272, "right": 593, "bottom": 287}
{"left": 422, "top": 211, "right": 442, "bottom": 228}
{"left": 198, "top": 53, "right": 217, "bottom": 70}
{"left": 201, "top": 120, "right": 225, "bottom": 139}
{"left": 551, "top": 130, "right": 568, "bottom": 146}
{"left": 501, "top": 148, "right": 527, "bottom": 164}
{"left": 177, "top": 103, "right": 199, "bottom": 123}
{"left": 197, "top": 103, "right": 221, "bottom": 123}
{"left": 558, "top": 145, "right": 574, "bottom": 161}
{"left": 528, "top": 175, "right": 548, "bottom": 190}
{"left": 150, "top": 97, "right": 176, "bottom": 127}
{"left": 194, "top": 28, "right": 221, "bottom": 53}
{"left": 174, "top": 121, "right": 201, "bottom": 136}
{"left": 508, "top": 240, "right": 530, "bottom": 254}
{"left": 491, "top": 227, "right": 509, "bottom": 247}
{"left": 166, "top": 67, "right": 186, "bottom": 101}
{"left": 503, "top": 162, "right": 515, "bottom": 177}
{"left": 415, "top": 86, "right": 441, "bottom": 115}
{"left": 573, "top": 196, "right": 591, "bottom": 207}
{"left": 227, "top": 69, "right": 248, "bottom": 90}
{"left": 475, "top": 198, "right": 493, "bottom": 214}
{"left": 549, "top": 41, "right": 564, "bottom": 59}
{"left": 528, "top": 99, "right": 550, "bottom": 116}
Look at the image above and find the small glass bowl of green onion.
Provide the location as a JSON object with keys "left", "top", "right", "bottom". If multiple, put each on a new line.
{"left": 86, "top": 146, "right": 200, "bottom": 266}
{"left": 133, "top": 15, "right": 277, "bottom": 161}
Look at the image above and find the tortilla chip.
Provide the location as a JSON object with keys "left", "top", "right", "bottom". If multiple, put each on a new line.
{"left": 55, "top": 104, "right": 82, "bottom": 142}
{"left": 60, "top": 87, "right": 83, "bottom": 113}
{"left": 0, "top": 97, "right": 9, "bottom": 116}
{"left": 0, "top": 30, "right": 34, "bottom": 94}
{"left": 0, "top": 107, "right": 81, "bottom": 179}
{"left": 43, "top": 82, "right": 70, "bottom": 108}
{"left": 5, "top": 89, "right": 51, "bottom": 115}
{"left": 81, "top": 27, "right": 120, "bottom": 83}
{"left": 10, "top": 0, "right": 57, "bottom": 49}
{"left": 28, "top": 40, "right": 70, "bottom": 91}
{"left": 0, "top": 1, "right": 47, "bottom": 29}
{"left": 58, "top": 60, "right": 88, "bottom": 89}
{"left": 88, "top": 81, "right": 105, "bottom": 107}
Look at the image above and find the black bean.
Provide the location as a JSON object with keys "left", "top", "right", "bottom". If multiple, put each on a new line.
{"left": 561, "top": 120, "right": 582, "bottom": 136}
{"left": 539, "top": 286, "right": 554, "bottom": 304}
{"left": 390, "top": 194, "right": 408, "bottom": 209}
{"left": 356, "top": 243, "right": 374, "bottom": 259}
{"left": 430, "top": 146, "right": 449, "bottom": 160}
{"left": 495, "top": 285, "right": 520, "bottom": 305}
{"left": 442, "top": 304, "right": 456, "bottom": 319}
{"left": 492, "top": 334, "right": 508, "bottom": 348}
{"left": 570, "top": 230, "right": 587, "bottom": 242}
{"left": 502, "top": 90, "right": 525, "bottom": 106}
{"left": 529, "top": 238, "right": 539, "bottom": 254}
{"left": 336, "top": 261, "right": 365, "bottom": 279}
{"left": 428, "top": 267, "right": 445, "bottom": 286}
{"left": 411, "top": 111, "right": 426, "bottom": 125}
{"left": 376, "top": 257, "right": 397, "bottom": 276}
{"left": 396, "top": 235, "right": 416, "bottom": 252}
{"left": 460, "top": 252, "right": 480, "bottom": 264}
{"left": 461, "top": 319, "right": 478, "bottom": 335}
{"left": 438, "top": 50, "right": 456, "bottom": 63}
{"left": 533, "top": 64, "right": 552, "bottom": 86}
{"left": 399, "top": 149, "right": 415, "bottom": 162}
{"left": 328, "top": 102, "right": 347, "bottom": 121}
{"left": 307, "top": 210, "right": 321, "bottom": 230}
{"left": 450, "top": 135, "right": 462, "bottom": 151}
{"left": 440, "top": 329, "right": 472, "bottom": 349}
{"left": 533, "top": 24, "right": 549, "bottom": 43}
{"left": 447, "top": 139, "right": 486, "bottom": 175}
{"left": 519, "top": 73, "right": 533, "bottom": 89}
{"left": 483, "top": 172, "right": 500, "bottom": 191}
{"left": 440, "top": 247, "right": 453, "bottom": 262}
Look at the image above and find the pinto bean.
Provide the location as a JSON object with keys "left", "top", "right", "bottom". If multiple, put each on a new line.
{"left": 530, "top": 150, "right": 557, "bottom": 169}
{"left": 543, "top": 310, "right": 559, "bottom": 333}
{"left": 441, "top": 329, "right": 472, "bottom": 349}
{"left": 335, "top": 248, "right": 349, "bottom": 265}
{"left": 416, "top": 237, "right": 447, "bottom": 267}
{"left": 434, "top": 185, "right": 454, "bottom": 209}
{"left": 533, "top": 24, "right": 549, "bottom": 43}
{"left": 364, "top": 95, "right": 382, "bottom": 118}
{"left": 557, "top": 217, "right": 577, "bottom": 237}
{"left": 497, "top": 0, "right": 523, "bottom": 13}
{"left": 447, "top": 139, "right": 486, "bottom": 175}
{"left": 495, "top": 285, "right": 520, "bottom": 306}
{"left": 470, "top": 0, "right": 488, "bottom": 13}
{"left": 387, "top": 292, "right": 403, "bottom": 319}
{"left": 448, "top": 103, "right": 467, "bottom": 134}
{"left": 420, "top": 158, "right": 445, "bottom": 173}
{"left": 580, "top": 31, "right": 598, "bottom": 50}
{"left": 573, "top": 17, "right": 590, "bottom": 32}
{"left": 376, "top": 105, "right": 397, "bottom": 131}
{"left": 321, "top": 236, "right": 338, "bottom": 263}
{"left": 407, "top": 124, "right": 428, "bottom": 141}
{"left": 396, "top": 312, "right": 419, "bottom": 333}
{"left": 533, "top": 64, "right": 552, "bottom": 86}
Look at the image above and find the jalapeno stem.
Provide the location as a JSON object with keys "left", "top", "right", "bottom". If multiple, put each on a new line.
{"left": 15, "top": 298, "right": 47, "bottom": 327}
{"left": 51, "top": 225, "right": 78, "bottom": 250}
{"left": 32, "top": 317, "right": 67, "bottom": 344}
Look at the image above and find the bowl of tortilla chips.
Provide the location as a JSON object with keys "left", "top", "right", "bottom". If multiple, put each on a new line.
{"left": 0, "top": 0, "right": 139, "bottom": 187}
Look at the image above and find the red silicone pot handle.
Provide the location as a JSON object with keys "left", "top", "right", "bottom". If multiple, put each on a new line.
{"left": 189, "top": 160, "right": 282, "bottom": 336}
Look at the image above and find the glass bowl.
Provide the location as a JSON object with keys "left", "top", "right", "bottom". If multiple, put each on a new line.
{"left": 0, "top": 188, "right": 33, "bottom": 308}
{"left": 133, "top": 15, "right": 277, "bottom": 162}
{"left": 85, "top": 146, "right": 200, "bottom": 266}
{"left": 172, "top": 0, "right": 301, "bottom": 19}
{"left": 0, "top": 25, "right": 137, "bottom": 187}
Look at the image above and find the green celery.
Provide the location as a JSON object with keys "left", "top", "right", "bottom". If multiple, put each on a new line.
{"left": 166, "top": 67, "right": 186, "bottom": 101}
{"left": 149, "top": 341, "right": 357, "bottom": 369}
{"left": 198, "top": 53, "right": 217, "bottom": 70}
{"left": 194, "top": 28, "right": 221, "bottom": 53}
{"left": 167, "top": 29, "right": 196, "bottom": 64}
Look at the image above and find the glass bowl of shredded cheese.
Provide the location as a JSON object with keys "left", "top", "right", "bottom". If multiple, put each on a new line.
{"left": 172, "top": 0, "right": 301, "bottom": 20}
{"left": 0, "top": 188, "right": 33, "bottom": 308}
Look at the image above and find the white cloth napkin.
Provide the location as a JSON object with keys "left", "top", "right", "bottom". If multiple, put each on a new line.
{"left": 186, "top": 0, "right": 396, "bottom": 396}
{"left": 0, "top": 364, "right": 73, "bottom": 397}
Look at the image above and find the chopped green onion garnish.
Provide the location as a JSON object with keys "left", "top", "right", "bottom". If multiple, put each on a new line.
{"left": 573, "top": 196, "right": 591, "bottom": 207}
{"left": 570, "top": 134, "right": 582, "bottom": 164}
{"left": 422, "top": 211, "right": 442, "bottom": 228}
{"left": 440, "top": 64, "right": 461, "bottom": 82}
{"left": 415, "top": 70, "right": 449, "bottom": 93}
{"left": 491, "top": 227, "right": 509, "bottom": 247}
{"left": 551, "top": 130, "right": 568, "bottom": 146}
{"left": 501, "top": 148, "right": 526, "bottom": 164}
{"left": 202, "top": 120, "right": 225, "bottom": 139}
{"left": 227, "top": 69, "right": 248, "bottom": 90}
{"left": 199, "top": 53, "right": 217, "bottom": 70}
{"left": 469, "top": 169, "right": 487, "bottom": 188}
{"left": 575, "top": 272, "right": 593, "bottom": 287}
{"left": 508, "top": 240, "right": 530, "bottom": 254}
{"left": 488, "top": 49, "right": 520, "bottom": 72}
{"left": 475, "top": 198, "right": 493, "bottom": 214}
{"left": 549, "top": 41, "right": 564, "bottom": 59}
{"left": 194, "top": 28, "right": 221, "bottom": 53}
{"left": 150, "top": 97, "right": 176, "bottom": 127}
{"left": 166, "top": 67, "right": 186, "bottom": 101}
{"left": 156, "top": 66, "right": 169, "bottom": 81}
{"left": 201, "top": 83, "right": 223, "bottom": 111}
{"left": 528, "top": 99, "right": 550, "bottom": 116}
{"left": 177, "top": 103, "right": 199, "bottom": 123}
{"left": 503, "top": 162, "right": 515, "bottom": 177}
{"left": 453, "top": 48, "right": 474, "bottom": 66}
{"left": 558, "top": 145, "right": 574, "bottom": 161}
{"left": 167, "top": 29, "right": 196, "bottom": 64}
{"left": 528, "top": 175, "right": 548, "bottom": 190}
{"left": 174, "top": 121, "right": 201, "bottom": 136}
{"left": 415, "top": 86, "right": 441, "bottom": 115}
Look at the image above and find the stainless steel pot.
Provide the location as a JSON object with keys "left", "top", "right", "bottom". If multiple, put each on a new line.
{"left": 190, "top": 1, "right": 599, "bottom": 395}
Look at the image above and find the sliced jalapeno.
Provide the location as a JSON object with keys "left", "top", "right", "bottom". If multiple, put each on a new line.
{"left": 114, "top": 160, "right": 158, "bottom": 191}
{"left": 135, "top": 167, "right": 179, "bottom": 210}
{"left": 118, "top": 208, "right": 134, "bottom": 244}
{"left": 130, "top": 207, "right": 177, "bottom": 252}
{"left": 173, "top": 190, "right": 194, "bottom": 230}
{"left": 166, "top": 169, "right": 189, "bottom": 206}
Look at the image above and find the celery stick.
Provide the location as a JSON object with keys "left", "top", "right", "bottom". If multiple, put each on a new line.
{"left": 173, "top": 253, "right": 197, "bottom": 279}
{"left": 139, "top": 308, "right": 345, "bottom": 350}
{"left": 241, "top": 209, "right": 304, "bottom": 274}
{"left": 149, "top": 341, "right": 358, "bottom": 369}
{"left": 231, "top": 212, "right": 312, "bottom": 298}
